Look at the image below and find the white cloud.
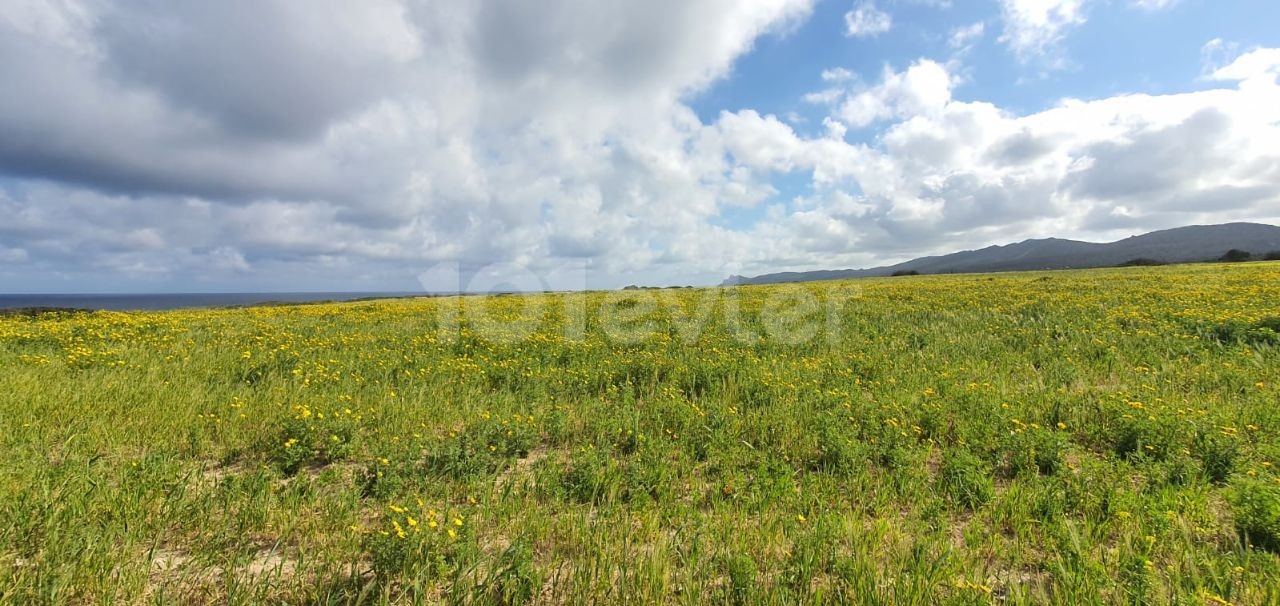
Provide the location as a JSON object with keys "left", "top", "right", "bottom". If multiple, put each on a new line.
{"left": 1, "top": 1, "right": 1278, "bottom": 288}
{"left": 835, "top": 60, "right": 954, "bottom": 127}
{"left": 1211, "top": 47, "right": 1280, "bottom": 83}
{"left": 717, "top": 110, "right": 806, "bottom": 172}
{"left": 1200, "top": 38, "right": 1236, "bottom": 76}
{"left": 0, "top": 0, "right": 816, "bottom": 289}
{"left": 998, "top": 0, "right": 1176, "bottom": 64}
{"left": 949, "top": 22, "right": 985, "bottom": 51}
{"left": 821, "top": 67, "right": 856, "bottom": 82}
{"left": 717, "top": 50, "right": 1280, "bottom": 274}
{"left": 844, "top": 1, "right": 892, "bottom": 38}
{"left": 998, "top": 0, "right": 1087, "bottom": 63}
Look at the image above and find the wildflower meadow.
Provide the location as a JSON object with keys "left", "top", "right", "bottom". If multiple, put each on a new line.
{"left": 2, "top": 262, "right": 1280, "bottom": 604}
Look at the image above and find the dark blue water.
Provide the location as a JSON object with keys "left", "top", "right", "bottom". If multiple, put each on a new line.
{"left": 0, "top": 292, "right": 425, "bottom": 312}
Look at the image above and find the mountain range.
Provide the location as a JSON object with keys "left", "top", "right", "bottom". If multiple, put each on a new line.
{"left": 723, "top": 223, "right": 1280, "bottom": 286}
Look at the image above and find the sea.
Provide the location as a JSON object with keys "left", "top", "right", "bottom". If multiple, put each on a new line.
{"left": 0, "top": 292, "right": 427, "bottom": 312}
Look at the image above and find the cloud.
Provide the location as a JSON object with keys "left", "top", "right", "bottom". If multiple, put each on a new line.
{"left": 723, "top": 50, "right": 1280, "bottom": 272}
{"left": 717, "top": 110, "right": 806, "bottom": 173}
{"left": 97, "top": 0, "right": 424, "bottom": 141}
{"left": 0, "top": 0, "right": 815, "bottom": 289}
{"left": 821, "top": 67, "right": 856, "bottom": 82}
{"left": 997, "top": 0, "right": 1177, "bottom": 65}
{"left": 998, "top": 0, "right": 1087, "bottom": 63}
{"left": 1211, "top": 47, "right": 1280, "bottom": 83}
{"left": 844, "top": 1, "right": 892, "bottom": 38}
{"left": 834, "top": 60, "right": 954, "bottom": 128}
{"left": 1200, "top": 38, "right": 1240, "bottom": 77}
{"left": 0, "top": 247, "right": 28, "bottom": 264}
{"left": 949, "top": 22, "right": 985, "bottom": 51}
{"left": 1, "top": 1, "right": 1279, "bottom": 289}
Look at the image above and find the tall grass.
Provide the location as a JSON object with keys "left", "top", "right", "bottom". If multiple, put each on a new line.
{"left": 1, "top": 262, "right": 1279, "bottom": 604}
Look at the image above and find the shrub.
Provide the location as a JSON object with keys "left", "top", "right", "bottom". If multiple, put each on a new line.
{"left": 1193, "top": 432, "right": 1239, "bottom": 484}
{"left": 365, "top": 505, "right": 474, "bottom": 582}
{"left": 998, "top": 428, "right": 1067, "bottom": 478}
{"left": 814, "top": 422, "right": 868, "bottom": 474}
{"left": 360, "top": 455, "right": 420, "bottom": 499}
{"left": 473, "top": 540, "right": 540, "bottom": 606}
{"left": 783, "top": 526, "right": 833, "bottom": 594}
{"left": 1119, "top": 258, "right": 1164, "bottom": 267}
{"left": 1257, "top": 316, "right": 1280, "bottom": 333}
{"left": 746, "top": 454, "right": 799, "bottom": 506}
{"left": 618, "top": 452, "right": 674, "bottom": 505}
{"left": 722, "top": 553, "right": 758, "bottom": 604}
{"left": 424, "top": 414, "right": 538, "bottom": 480}
{"left": 1265, "top": 250, "right": 1280, "bottom": 261}
{"left": 1118, "top": 551, "right": 1154, "bottom": 604}
{"left": 558, "top": 449, "right": 618, "bottom": 504}
{"left": 873, "top": 442, "right": 915, "bottom": 472}
{"left": 1160, "top": 454, "right": 1202, "bottom": 487}
{"left": 891, "top": 270, "right": 921, "bottom": 277}
{"left": 938, "top": 449, "right": 994, "bottom": 509}
{"left": 1228, "top": 478, "right": 1280, "bottom": 552}
{"left": 269, "top": 404, "right": 358, "bottom": 475}
{"left": 555, "top": 448, "right": 670, "bottom": 506}
{"left": 1112, "top": 415, "right": 1177, "bottom": 461}
{"left": 1203, "top": 317, "right": 1280, "bottom": 346}
{"left": 1219, "top": 249, "right": 1252, "bottom": 262}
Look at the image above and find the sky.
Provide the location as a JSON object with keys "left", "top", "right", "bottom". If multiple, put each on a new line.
{"left": 1, "top": 0, "right": 1279, "bottom": 293}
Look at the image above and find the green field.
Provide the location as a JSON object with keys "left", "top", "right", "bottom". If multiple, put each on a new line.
{"left": 3, "top": 263, "right": 1280, "bottom": 604}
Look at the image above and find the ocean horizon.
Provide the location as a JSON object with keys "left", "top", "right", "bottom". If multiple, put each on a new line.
{"left": 0, "top": 292, "right": 428, "bottom": 312}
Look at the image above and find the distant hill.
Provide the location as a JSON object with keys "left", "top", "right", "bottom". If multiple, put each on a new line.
{"left": 723, "top": 223, "right": 1280, "bottom": 286}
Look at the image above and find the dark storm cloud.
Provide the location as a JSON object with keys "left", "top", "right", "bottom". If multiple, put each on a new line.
{"left": 0, "top": 0, "right": 421, "bottom": 204}
{"left": 94, "top": 0, "right": 419, "bottom": 142}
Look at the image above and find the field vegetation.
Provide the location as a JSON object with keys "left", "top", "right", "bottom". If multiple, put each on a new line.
{"left": 2, "top": 262, "right": 1280, "bottom": 604}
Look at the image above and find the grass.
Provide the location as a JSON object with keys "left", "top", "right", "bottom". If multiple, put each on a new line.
{"left": 2, "top": 262, "right": 1280, "bottom": 604}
